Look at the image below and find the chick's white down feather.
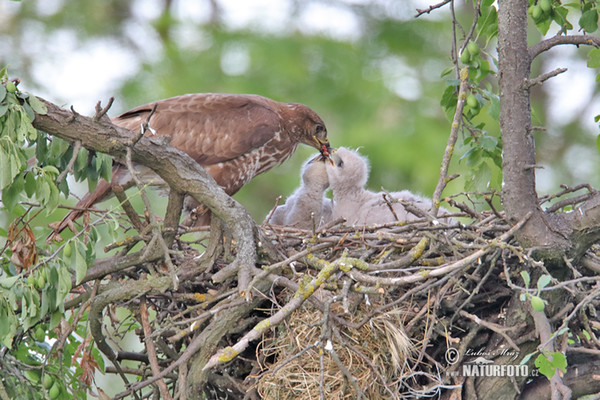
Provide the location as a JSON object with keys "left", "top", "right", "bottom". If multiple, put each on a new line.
{"left": 326, "top": 147, "right": 452, "bottom": 226}
{"left": 267, "top": 155, "right": 332, "bottom": 229}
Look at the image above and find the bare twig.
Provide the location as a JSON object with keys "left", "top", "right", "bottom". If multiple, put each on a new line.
{"left": 414, "top": 0, "right": 451, "bottom": 17}
{"left": 524, "top": 68, "right": 568, "bottom": 89}
{"left": 93, "top": 97, "right": 114, "bottom": 121}
{"left": 56, "top": 140, "right": 81, "bottom": 183}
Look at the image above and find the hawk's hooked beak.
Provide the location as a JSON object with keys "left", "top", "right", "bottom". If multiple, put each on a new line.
{"left": 313, "top": 136, "right": 332, "bottom": 162}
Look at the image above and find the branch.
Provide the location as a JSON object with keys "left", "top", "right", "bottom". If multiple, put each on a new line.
{"left": 524, "top": 68, "right": 568, "bottom": 89}
{"left": 140, "top": 297, "right": 173, "bottom": 400}
{"left": 529, "top": 34, "right": 600, "bottom": 60}
{"left": 431, "top": 67, "right": 469, "bottom": 216}
{"left": 414, "top": 0, "right": 451, "bottom": 18}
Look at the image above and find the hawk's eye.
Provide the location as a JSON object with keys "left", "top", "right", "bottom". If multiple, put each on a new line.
{"left": 315, "top": 124, "right": 324, "bottom": 135}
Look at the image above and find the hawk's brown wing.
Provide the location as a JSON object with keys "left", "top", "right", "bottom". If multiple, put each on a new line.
{"left": 113, "top": 93, "right": 284, "bottom": 166}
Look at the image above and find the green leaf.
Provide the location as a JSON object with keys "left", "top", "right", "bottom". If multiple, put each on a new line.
{"left": 537, "top": 274, "right": 552, "bottom": 291}
{"left": 588, "top": 48, "right": 600, "bottom": 69}
{"left": 0, "top": 103, "right": 8, "bottom": 118}
{"left": 465, "top": 162, "right": 492, "bottom": 192}
{"left": 535, "top": 18, "right": 552, "bottom": 35}
{"left": 553, "top": 5, "right": 574, "bottom": 31}
{"left": 24, "top": 171, "right": 36, "bottom": 197}
{"left": 520, "top": 270, "right": 531, "bottom": 287}
{"left": 74, "top": 147, "right": 88, "bottom": 174}
{"left": 579, "top": 9, "right": 598, "bottom": 33}
{"left": 0, "top": 84, "right": 6, "bottom": 102}
{"left": 0, "top": 275, "right": 20, "bottom": 289}
{"left": 480, "top": 135, "right": 498, "bottom": 151}
{"left": 73, "top": 241, "right": 88, "bottom": 285}
{"left": 26, "top": 95, "right": 47, "bottom": 115}
{"left": 2, "top": 174, "right": 24, "bottom": 211}
{"left": 530, "top": 295, "right": 545, "bottom": 311}
{"left": 535, "top": 351, "right": 567, "bottom": 379}
{"left": 42, "top": 165, "right": 60, "bottom": 176}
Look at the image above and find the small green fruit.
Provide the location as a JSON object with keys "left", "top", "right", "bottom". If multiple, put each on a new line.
{"left": 42, "top": 374, "right": 54, "bottom": 390}
{"left": 48, "top": 381, "right": 60, "bottom": 399}
{"left": 540, "top": 0, "right": 552, "bottom": 14}
{"left": 466, "top": 94, "right": 479, "bottom": 109}
{"left": 35, "top": 273, "right": 46, "bottom": 290}
{"left": 531, "top": 295, "right": 545, "bottom": 312}
{"left": 467, "top": 41, "right": 480, "bottom": 56}
{"left": 531, "top": 5, "right": 542, "bottom": 20}
{"left": 63, "top": 243, "right": 72, "bottom": 258}
{"left": 5, "top": 81, "right": 16, "bottom": 93}
{"left": 460, "top": 48, "right": 471, "bottom": 64}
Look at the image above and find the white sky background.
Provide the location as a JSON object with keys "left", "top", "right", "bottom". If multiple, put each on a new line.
{"left": 1, "top": 0, "right": 599, "bottom": 191}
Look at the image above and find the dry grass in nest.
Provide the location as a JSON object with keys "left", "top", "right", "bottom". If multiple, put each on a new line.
{"left": 257, "top": 302, "right": 416, "bottom": 400}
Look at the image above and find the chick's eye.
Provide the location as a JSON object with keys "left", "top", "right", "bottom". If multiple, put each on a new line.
{"left": 337, "top": 159, "right": 344, "bottom": 168}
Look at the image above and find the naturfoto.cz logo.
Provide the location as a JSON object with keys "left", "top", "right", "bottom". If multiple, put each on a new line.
{"left": 445, "top": 347, "right": 538, "bottom": 378}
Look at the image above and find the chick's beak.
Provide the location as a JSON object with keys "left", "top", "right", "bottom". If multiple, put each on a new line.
{"left": 330, "top": 149, "right": 341, "bottom": 166}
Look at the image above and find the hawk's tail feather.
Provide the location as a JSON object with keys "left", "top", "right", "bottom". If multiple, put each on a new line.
{"left": 47, "top": 178, "right": 113, "bottom": 242}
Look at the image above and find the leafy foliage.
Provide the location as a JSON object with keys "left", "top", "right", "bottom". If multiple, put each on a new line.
{"left": 0, "top": 68, "right": 104, "bottom": 399}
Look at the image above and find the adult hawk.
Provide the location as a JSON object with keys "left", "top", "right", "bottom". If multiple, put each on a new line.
{"left": 54, "top": 93, "right": 331, "bottom": 234}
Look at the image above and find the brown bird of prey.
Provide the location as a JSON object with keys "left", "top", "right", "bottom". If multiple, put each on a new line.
{"left": 53, "top": 93, "right": 331, "bottom": 234}
{"left": 267, "top": 154, "right": 332, "bottom": 229}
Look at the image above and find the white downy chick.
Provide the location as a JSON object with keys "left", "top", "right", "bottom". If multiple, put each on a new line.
{"left": 267, "top": 155, "right": 332, "bottom": 229}
{"left": 326, "top": 147, "right": 452, "bottom": 225}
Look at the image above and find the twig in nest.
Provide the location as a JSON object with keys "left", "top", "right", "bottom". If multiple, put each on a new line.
{"left": 264, "top": 196, "right": 282, "bottom": 224}
{"left": 125, "top": 147, "right": 179, "bottom": 290}
{"left": 140, "top": 297, "right": 173, "bottom": 400}
{"left": 382, "top": 193, "right": 400, "bottom": 221}
{"left": 484, "top": 193, "right": 505, "bottom": 221}
{"left": 459, "top": 310, "right": 520, "bottom": 352}
{"left": 445, "top": 197, "right": 482, "bottom": 219}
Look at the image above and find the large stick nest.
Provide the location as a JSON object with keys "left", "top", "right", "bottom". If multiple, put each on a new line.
{"left": 83, "top": 190, "right": 600, "bottom": 399}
